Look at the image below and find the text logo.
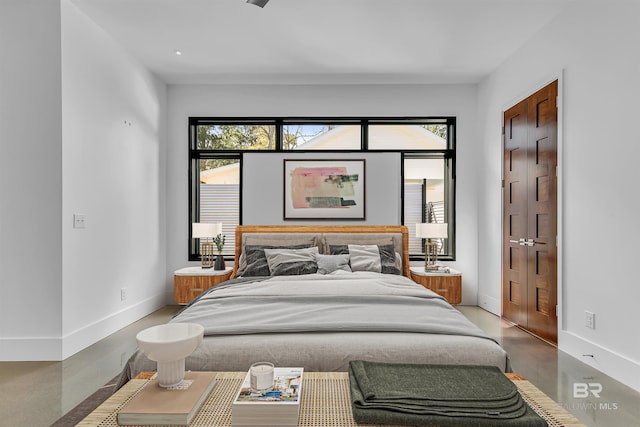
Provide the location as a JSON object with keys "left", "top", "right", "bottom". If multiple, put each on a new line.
{"left": 573, "top": 382, "right": 603, "bottom": 398}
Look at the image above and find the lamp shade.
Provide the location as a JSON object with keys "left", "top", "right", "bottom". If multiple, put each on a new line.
{"left": 192, "top": 222, "right": 216, "bottom": 239}
{"left": 416, "top": 223, "right": 448, "bottom": 239}
{"left": 215, "top": 222, "right": 223, "bottom": 236}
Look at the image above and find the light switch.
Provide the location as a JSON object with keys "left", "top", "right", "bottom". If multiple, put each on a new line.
{"left": 73, "top": 214, "right": 86, "bottom": 229}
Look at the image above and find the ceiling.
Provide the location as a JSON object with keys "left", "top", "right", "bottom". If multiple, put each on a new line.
{"left": 69, "top": 0, "right": 572, "bottom": 85}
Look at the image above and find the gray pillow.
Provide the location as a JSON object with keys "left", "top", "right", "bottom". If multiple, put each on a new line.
{"left": 315, "top": 254, "right": 352, "bottom": 274}
{"left": 239, "top": 244, "right": 312, "bottom": 277}
{"left": 263, "top": 247, "right": 319, "bottom": 276}
{"left": 329, "top": 243, "right": 400, "bottom": 275}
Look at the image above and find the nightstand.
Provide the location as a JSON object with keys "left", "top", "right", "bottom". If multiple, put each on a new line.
{"left": 410, "top": 266, "right": 462, "bottom": 305}
{"left": 174, "top": 266, "right": 233, "bottom": 304}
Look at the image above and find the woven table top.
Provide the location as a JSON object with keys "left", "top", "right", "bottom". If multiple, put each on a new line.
{"left": 77, "top": 371, "right": 585, "bottom": 427}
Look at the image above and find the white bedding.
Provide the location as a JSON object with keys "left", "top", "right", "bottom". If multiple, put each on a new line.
{"left": 174, "top": 272, "right": 489, "bottom": 337}
{"left": 121, "top": 272, "right": 510, "bottom": 384}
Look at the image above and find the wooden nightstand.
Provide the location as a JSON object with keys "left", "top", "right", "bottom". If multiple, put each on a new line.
{"left": 174, "top": 266, "right": 233, "bottom": 304}
{"left": 410, "top": 266, "right": 462, "bottom": 305}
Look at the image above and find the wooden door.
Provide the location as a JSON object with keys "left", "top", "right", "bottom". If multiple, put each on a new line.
{"left": 502, "top": 81, "right": 558, "bottom": 343}
{"left": 503, "top": 98, "right": 529, "bottom": 327}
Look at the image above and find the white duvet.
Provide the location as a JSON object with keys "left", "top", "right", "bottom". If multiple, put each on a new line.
{"left": 120, "top": 272, "right": 510, "bottom": 385}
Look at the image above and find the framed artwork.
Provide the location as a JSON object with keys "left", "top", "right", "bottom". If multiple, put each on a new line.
{"left": 283, "top": 159, "right": 366, "bottom": 220}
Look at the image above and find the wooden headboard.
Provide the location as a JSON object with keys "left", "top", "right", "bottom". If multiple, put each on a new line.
{"left": 233, "top": 225, "right": 410, "bottom": 277}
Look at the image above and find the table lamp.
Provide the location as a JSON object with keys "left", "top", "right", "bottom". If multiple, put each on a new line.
{"left": 192, "top": 222, "right": 216, "bottom": 268}
{"left": 415, "top": 223, "right": 448, "bottom": 271}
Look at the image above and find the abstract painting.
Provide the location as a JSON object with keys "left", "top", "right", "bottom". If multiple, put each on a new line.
{"left": 283, "top": 159, "right": 366, "bottom": 220}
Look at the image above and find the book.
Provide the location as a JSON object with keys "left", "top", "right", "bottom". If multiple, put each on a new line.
{"left": 117, "top": 371, "right": 216, "bottom": 426}
{"left": 424, "top": 266, "right": 451, "bottom": 274}
{"left": 231, "top": 367, "right": 304, "bottom": 427}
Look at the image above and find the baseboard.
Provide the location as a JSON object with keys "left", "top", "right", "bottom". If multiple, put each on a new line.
{"left": 477, "top": 293, "right": 500, "bottom": 315}
{"left": 62, "top": 293, "right": 166, "bottom": 359}
{"left": 0, "top": 293, "right": 165, "bottom": 361}
{"left": 559, "top": 330, "right": 640, "bottom": 392}
{"left": 0, "top": 336, "right": 63, "bottom": 361}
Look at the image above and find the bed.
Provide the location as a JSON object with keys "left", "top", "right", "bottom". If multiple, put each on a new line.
{"left": 120, "top": 225, "right": 510, "bottom": 384}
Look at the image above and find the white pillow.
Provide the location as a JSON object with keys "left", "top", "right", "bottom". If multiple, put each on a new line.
{"left": 347, "top": 244, "right": 382, "bottom": 273}
{"left": 315, "top": 254, "right": 352, "bottom": 274}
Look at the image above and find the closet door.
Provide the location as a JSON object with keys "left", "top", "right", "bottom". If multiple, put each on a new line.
{"left": 502, "top": 81, "right": 558, "bottom": 343}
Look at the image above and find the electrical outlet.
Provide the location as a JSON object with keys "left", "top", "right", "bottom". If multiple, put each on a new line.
{"left": 73, "top": 214, "right": 86, "bottom": 229}
{"left": 585, "top": 310, "right": 595, "bottom": 329}
{"left": 121, "top": 287, "right": 127, "bottom": 301}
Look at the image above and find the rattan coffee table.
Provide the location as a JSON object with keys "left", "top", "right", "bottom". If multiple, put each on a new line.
{"left": 78, "top": 371, "right": 585, "bottom": 427}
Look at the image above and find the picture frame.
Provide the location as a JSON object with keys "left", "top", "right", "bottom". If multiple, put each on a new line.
{"left": 283, "top": 159, "right": 366, "bottom": 220}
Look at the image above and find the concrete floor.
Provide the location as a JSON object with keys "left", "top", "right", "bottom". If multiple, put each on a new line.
{"left": 458, "top": 306, "right": 640, "bottom": 427}
{"left": 0, "top": 305, "right": 638, "bottom": 426}
{"left": 0, "top": 306, "right": 181, "bottom": 427}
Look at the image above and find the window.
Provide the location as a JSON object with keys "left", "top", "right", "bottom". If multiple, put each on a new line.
{"left": 403, "top": 156, "right": 454, "bottom": 258}
{"left": 369, "top": 123, "right": 448, "bottom": 150}
{"left": 192, "top": 157, "right": 239, "bottom": 256}
{"left": 189, "top": 118, "right": 455, "bottom": 262}
{"left": 196, "top": 123, "right": 276, "bottom": 150}
{"left": 282, "top": 122, "right": 361, "bottom": 150}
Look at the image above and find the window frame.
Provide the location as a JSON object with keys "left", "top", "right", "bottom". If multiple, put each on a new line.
{"left": 188, "top": 117, "right": 456, "bottom": 262}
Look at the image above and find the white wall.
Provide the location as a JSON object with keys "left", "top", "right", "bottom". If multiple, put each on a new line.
{"left": 243, "top": 152, "right": 401, "bottom": 225}
{"left": 166, "top": 84, "right": 480, "bottom": 304}
{"left": 60, "top": 0, "right": 167, "bottom": 358}
{"left": 477, "top": 0, "right": 640, "bottom": 391}
{"left": 0, "top": 0, "right": 64, "bottom": 360}
{"left": 0, "top": 0, "right": 167, "bottom": 361}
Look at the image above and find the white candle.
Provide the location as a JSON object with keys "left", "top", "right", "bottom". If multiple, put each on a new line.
{"left": 250, "top": 362, "right": 274, "bottom": 392}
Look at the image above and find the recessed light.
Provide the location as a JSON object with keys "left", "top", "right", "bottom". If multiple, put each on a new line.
{"left": 174, "top": 50, "right": 183, "bottom": 56}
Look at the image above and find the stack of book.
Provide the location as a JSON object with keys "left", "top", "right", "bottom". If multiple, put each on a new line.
{"left": 117, "top": 371, "right": 216, "bottom": 426}
{"left": 232, "top": 367, "right": 304, "bottom": 427}
{"left": 425, "top": 265, "right": 451, "bottom": 273}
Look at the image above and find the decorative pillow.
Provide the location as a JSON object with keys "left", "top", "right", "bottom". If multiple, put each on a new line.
{"left": 236, "top": 234, "right": 319, "bottom": 276}
{"left": 315, "top": 254, "right": 352, "bottom": 274}
{"left": 263, "top": 247, "right": 319, "bottom": 276}
{"left": 321, "top": 233, "right": 401, "bottom": 256}
{"left": 238, "top": 244, "right": 313, "bottom": 277}
{"left": 329, "top": 243, "right": 400, "bottom": 275}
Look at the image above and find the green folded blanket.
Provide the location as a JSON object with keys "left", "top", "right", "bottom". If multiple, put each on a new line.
{"left": 349, "top": 361, "right": 548, "bottom": 426}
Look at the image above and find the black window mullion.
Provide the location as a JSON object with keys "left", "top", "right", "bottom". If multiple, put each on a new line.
{"left": 275, "top": 119, "right": 283, "bottom": 151}
{"left": 361, "top": 120, "right": 368, "bottom": 150}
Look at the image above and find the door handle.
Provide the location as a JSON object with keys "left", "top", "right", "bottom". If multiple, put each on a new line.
{"left": 508, "top": 238, "right": 538, "bottom": 246}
